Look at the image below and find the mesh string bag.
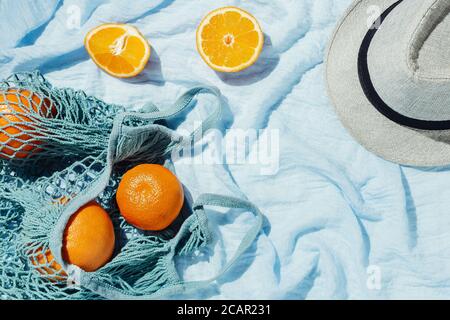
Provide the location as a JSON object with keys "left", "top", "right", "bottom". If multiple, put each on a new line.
{"left": 0, "top": 72, "right": 122, "bottom": 169}
{"left": 0, "top": 71, "right": 264, "bottom": 300}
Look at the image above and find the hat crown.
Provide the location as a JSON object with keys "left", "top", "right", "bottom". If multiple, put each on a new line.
{"left": 368, "top": 0, "right": 450, "bottom": 122}
{"left": 409, "top": 0, "right": 450, "bottom": 76}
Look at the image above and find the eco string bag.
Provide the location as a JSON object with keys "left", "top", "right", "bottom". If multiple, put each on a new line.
{"left": 0, "top": 71, "right": 264, "bottom": 300}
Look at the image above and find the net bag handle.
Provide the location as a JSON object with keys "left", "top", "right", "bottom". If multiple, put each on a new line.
{"left": 48, "top": 86, "right": 224, "bottom": 275}
{"left": 119, "top": 85, "right": 223, "bottom": 145}
{"left": 80, "top": 193, "right": 264, "bottom": 300}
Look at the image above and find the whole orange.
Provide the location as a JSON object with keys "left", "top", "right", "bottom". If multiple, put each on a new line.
{"left": 116, "top": 164, "right": 184, "bottom": 231}
{"left": 0, "top": 88, "right": 55, "bottom": 159}
{"left": 29, "top": 202, "right": 115, "bottom": 279}
{"left": 62, "top": 201, "right": 115, "bottom": 272}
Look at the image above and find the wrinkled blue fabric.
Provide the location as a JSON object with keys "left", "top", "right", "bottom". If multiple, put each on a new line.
{"left": 2, "top": 0, "right": 450, "bottom": 300}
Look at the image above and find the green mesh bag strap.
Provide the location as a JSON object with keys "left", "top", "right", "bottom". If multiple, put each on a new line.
{"left": 117, "top": 85, "right": 223, "bottom": 146}
{"left": 79, "top": 193, "right": 264, "bottom": 299}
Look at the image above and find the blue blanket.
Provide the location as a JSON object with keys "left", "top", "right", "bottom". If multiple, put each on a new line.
{"left": 2, "top": 0, "right": 449, "bottom": 299}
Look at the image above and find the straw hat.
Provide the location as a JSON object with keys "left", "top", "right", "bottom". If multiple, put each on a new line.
{"left": 326, "top": 0, "right": 450, "bottom": 166}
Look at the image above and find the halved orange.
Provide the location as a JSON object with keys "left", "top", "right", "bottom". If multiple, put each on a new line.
{"left": 84, "top": 24, "right": 151, "bottom": 78}
{"left": 196, "top": 7, "right": 264, "bottom": 73}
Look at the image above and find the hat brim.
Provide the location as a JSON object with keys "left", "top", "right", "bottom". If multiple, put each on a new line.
{"left": 326, "top": 0, "right": 450, "bottom": 166}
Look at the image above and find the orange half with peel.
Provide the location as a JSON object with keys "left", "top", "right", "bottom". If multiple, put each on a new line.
{"left": 84, "top": 23, "right": 151, "bottom": 78}
{"left": 196, "top": 7, "right": 264, "bottom": 73}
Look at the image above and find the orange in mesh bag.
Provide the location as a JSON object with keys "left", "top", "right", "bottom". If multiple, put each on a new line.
{"left": 0, "top": 88, "right": 56, "bottom": 159}
{"left": 29, "top": 201, "right": 115, "bottom": 281}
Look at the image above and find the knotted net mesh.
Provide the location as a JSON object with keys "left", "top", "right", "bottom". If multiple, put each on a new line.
{"left": 0, "top": 72, "right": 210, "bottom": 300}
